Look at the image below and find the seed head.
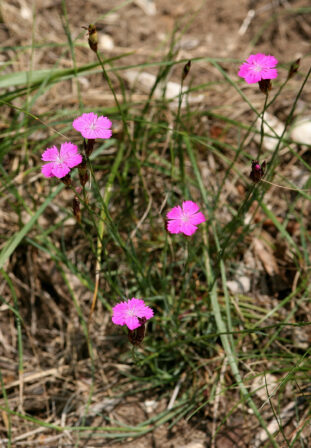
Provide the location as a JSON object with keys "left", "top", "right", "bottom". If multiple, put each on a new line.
{"left": 83, "top": 24, "right": 98, "bottom": 53}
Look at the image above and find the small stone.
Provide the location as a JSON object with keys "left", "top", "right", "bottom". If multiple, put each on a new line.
{"left": 226, "top": 276, "right": 251, "bottom": 294}
{"left": 290, "top": 116, "right": 311, "bottom": 145}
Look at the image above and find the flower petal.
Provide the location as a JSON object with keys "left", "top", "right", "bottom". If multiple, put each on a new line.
{"left": 246, "top": 54, "right": 262, "bottom": 64}
{"left": 96, "top": 116, "right": 112, "bottom": 128}
{"left": 84, "top": 127, "right": 111, "bottom": 140}
{"left": 167, "top": 205, "right": 183, "bottom": 219}
{"left": 263, "top": 55, "right": 278, "bottom": 67}
{"left": 51, "top": 163, "right": 70, "bottom": 178}
{"left": 125, "top": 315, "right": 140, "bottom": 330}
{"left": 244, "top": 70, "right": 262, "bottom": 84}
{"left": 167, "top": 219, "right": 182, "bottom": 234}
{"left": 112, "top": 314, "right": 125, "bottom": 326}
{"left": 189, "top": 211, "right": 206, "bottom": 226}
{"left": 72, "top": 112, "right": 97, "bottom": 132}
{"left": 41, "top": 163, "right": 55, "bottom": 178}
{"left": 129, "top": 298, "right": 154, "bottom": 319}
{"left": 182, "top": 200, "right": 200, "bottom": 215}
{"left": 60, "top": 142, "right": 82, "bottom": 168}
{"left": 93, "top": 116, "right": 112, "bottom": 139}
{"left": 41, "top": 146, "right": 59, "bottom": 162}
{"left": 112, "top": 302, "right": 129, "bottom": 326}
{"left": 180, "top": 222, "right": 198, "bottom": 236}
{"left": 261, "top": 68, "right": 278, "bottom": 80}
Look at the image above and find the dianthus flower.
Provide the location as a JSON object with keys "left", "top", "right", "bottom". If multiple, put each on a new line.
{"left": 41, "top": 142, "right": 82, "bottom": 178}
{"left": 112, "top": 298, "right": 154, "bottom": 331}
{"left": 238, "top": 53, "right": 278, "bottom": 84}
{"left": 166, "top": 200, "right": 206, "bottom": 236}
{"left": 72, "top": 112, "right": 112, "bottom": 139}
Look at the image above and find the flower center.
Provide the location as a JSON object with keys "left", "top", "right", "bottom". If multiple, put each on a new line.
{"left": 56, "top": 155, "right": 64, "bottom": 164}
{"left": 181, "top": 212, "right": 190, "bottom": 223}
{"left": 89, "top": 120, "right": 97, "bottom": 130}
{"left": 253, "top": 62, "right": 263, "bottom": 72}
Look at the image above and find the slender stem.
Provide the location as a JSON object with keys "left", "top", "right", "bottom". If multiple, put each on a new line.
{"left": 176, "top": 78, "right": 185, "bottom": 191}
{"left": 175, "top": 239, "right": 189, "bottom": 317}
{"left": 266, "top": 64, "right": 311, "bottom": 179}
{"left": 95, "top": 51, "right": 131, "bottom": 144}
{"left": 257, "top": 92, "right": 269, "bottom": 159}
{"left": 88, "top": 143, "right": 126, "bottom": 325}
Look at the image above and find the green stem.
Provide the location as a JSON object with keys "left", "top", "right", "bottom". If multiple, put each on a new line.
{"left": 96, "top": 51, "right": 131, "bottom": 144}
{"left": 175, "top": 78, "right": 185, "bottom": 191}
{"left": 88, "top": 143, "right": 126, "bottom": 322}
{"left": 266, "top": 64, "right": 311, "bottom": 179}
{"left": 175, "top": 239, "right": 189, "bottom": 317}
{"left": 258, "top": 92, "right": 269, "bottom": 159}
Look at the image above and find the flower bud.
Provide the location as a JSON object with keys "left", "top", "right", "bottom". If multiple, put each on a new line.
{"left": 127, "top": 317, "right": 147, "bottom": 346}
{"left": 182, "top": 60, "right": 191, "bottom": 82}
{"left": 61, "top": 173, "right": 72, "bottom": 188}
{"left": 250, "top": 160, "right": 266, "bottom": 183}
{"left": 287, "top": 58, "right": 300, "bottom": 80}
{"left": 78, "top": 156, "right": 89, "bottom": 187}
{"left": 82, "top": 24, "right": 98, "bottom": 53}
{"left": 258, "top": 79, "right": 271, "bottom": 94}
{"left": 73, "top": 196, "right": 81, "bottom": 223}
{"left": 85, "top": 139, "right": 95, "bottom": 157}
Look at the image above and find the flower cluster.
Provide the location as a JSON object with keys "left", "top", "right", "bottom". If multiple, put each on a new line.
{"left": 111, "top": 201, "right": 206, "bottom": 339}
{"left": 42, "top": 50, "right": 281, "bottom": 344}
{"left": 41, "top": 112, "right": 112, "bottom": 179}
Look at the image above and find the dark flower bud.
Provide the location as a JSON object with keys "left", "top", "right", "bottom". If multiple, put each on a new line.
{"left": 258, "top": 79, "right": 271, "bottom": 94}
{"left": 128, "top": 317, "right": 147, "bottom": 346}
{"left": 287, "top": 58, "right": 300, "bottom": 80}
{"left": 250, "top": 160, "right": 266, "bottom": 183}
{"left": 61, "top": 173, "right": 72, "bottom": 188}
{"left": 73, "top": 196, "right": 81, "bottom": 223}
{"left": 182, "top": 60, "right": 191, "bottom": 82}
{"left": 78, "top": 156, "right": 89, "bottom": 187}
{"left": 83, "top": 24, "right": 98, "bottom": 53}
{"left": 85, "top": 139, "right": 95, "bottom": 157}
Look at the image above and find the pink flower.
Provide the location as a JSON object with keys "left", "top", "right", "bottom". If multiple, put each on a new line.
{"left": 41, "top": 142, "right": 82, "bottom": 178}
{"left": 112, "top": 298, "right": 154, "bottom": 330}
{"left": 166, "top": 200, "right": 206, "bottom": 236}
{"left": 72, "top": 112, "right": 112, "bottom": 139}
{"left": 238, "top": 53, "right": 278, "bottom": 84}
